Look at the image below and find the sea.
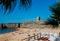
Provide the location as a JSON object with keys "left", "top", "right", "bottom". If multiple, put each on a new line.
{"left": 0, "top": 28, "right": 15, "bottom": 34}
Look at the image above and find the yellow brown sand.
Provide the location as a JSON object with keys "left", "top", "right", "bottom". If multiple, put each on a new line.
{"left": 0, "top": 27, "right": 60, "bottom": 41}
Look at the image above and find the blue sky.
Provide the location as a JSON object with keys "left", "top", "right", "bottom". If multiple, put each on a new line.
{"left": 0, "top": 0, "right": 57, "bottom": 23}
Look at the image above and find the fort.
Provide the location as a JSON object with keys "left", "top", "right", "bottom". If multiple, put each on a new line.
{"left": 0, "top": 17, "right": 60, "bottom": 41}
{"left": 0, "top": 16, "right": 49, "bottom": 30}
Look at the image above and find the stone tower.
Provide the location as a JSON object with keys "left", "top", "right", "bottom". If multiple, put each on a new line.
{"left": 37, "top": 16, "right": 40, "bottom": 21}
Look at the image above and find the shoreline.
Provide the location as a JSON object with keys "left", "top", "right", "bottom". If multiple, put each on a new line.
{"left": 0, "top": 27, "right": 60, "bottom": 41}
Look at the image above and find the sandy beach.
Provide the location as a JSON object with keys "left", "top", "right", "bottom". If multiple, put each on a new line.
{"left": 0, "top": 27, "right": 60, "bottom": 41}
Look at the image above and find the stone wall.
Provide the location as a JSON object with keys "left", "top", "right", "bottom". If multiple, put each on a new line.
{"left": 0, "top": 23, "right": 21, "bottom": 29}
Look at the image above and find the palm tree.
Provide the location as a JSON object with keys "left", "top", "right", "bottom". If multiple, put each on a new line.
{"left": 45, "top": 2, "right": 60, "bottom": 28}
{"left": 50, "top": 2, "right": 60, "bottom": 23}
{"left": 0, "top": 0, "right": 32, "bottom": 13}
{"left": 20, "top": 0, "right": 32, "bottom": 8}
{"left": 0, "top": 0, "right": 16, "bottom": 12}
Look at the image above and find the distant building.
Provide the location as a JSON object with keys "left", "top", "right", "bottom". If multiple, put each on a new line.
{"left": 36, "top": 16, "right": 40, "bottom": 21}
